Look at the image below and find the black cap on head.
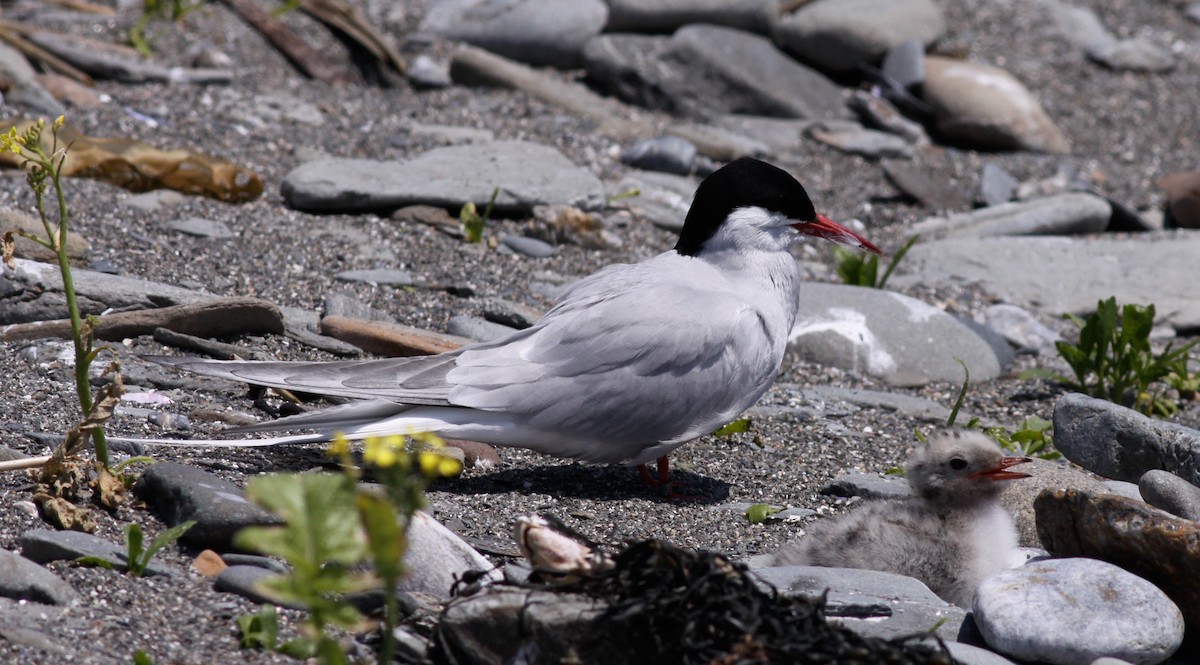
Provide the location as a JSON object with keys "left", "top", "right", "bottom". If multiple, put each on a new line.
{"left": 674, "top": 158, "right": 817, "bottom": 257}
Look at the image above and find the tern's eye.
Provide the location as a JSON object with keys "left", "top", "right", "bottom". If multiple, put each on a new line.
{"left": 949, "top": 457, "right": 968, "bottom": 471}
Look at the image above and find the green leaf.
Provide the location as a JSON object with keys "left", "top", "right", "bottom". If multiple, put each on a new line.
{"left": 712, "top": 418, "right": 752, "bottom": 436}
{"left": 237, "top": 606, "right": 279, "bottom": 650}
{"left": 745, "top": 504, "right": 782, "bottom": 524}
{"left": 132, "top": 650, "right": 153, "bottom": 665}
{"left": 125, "top": 523, "right": 145, "bottom": 575}
{"left": 75, "top": 556, "right": 115, "bottom": 570}
{"left": 236, "top": 473, "right": 365, "bottom": 567}
{"left": 134, "top": 520, "right": 195, "bottom": 575}
{"left": 884, "top": 466, "right": 906, "bottom": 477}
{"left": 945, "top": 358, "right": 969, "bottom": 428}
{"left": 357, "top": 492, "right": 406, "bottom": 586}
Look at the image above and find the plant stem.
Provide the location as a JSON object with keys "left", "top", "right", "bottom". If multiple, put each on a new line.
{"left": 48, "top": 160, "right": 109, "bottom": 465}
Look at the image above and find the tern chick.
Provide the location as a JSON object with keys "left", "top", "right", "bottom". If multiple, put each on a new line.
{"left": 772, "top": 431, "right": 1030, "bottom": 607}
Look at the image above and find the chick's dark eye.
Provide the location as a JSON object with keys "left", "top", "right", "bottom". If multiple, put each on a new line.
{"left": 949, "top": 458, "right": 968, "bottom": 470}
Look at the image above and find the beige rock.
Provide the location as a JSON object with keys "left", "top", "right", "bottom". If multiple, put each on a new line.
{"left": 319, "top": 315, "right": 469, "bottom": 356}
{"left": 922, "top": 56, "right": 1070, "bottom": 153}
{"left": 1035, "top": 488, "right": 1200, "bottom": 628}
{"left": 1157, "top": 171, "right": 1200, "bottom": 229}
{"left": 1, "top": 209, "right": 91, "bottom": 264}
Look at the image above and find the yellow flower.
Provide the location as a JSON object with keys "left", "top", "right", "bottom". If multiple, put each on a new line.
{"left": 54, "top": 115, "right": 65, "bottom": 130}
{"left": 417, "top": 450, "right": 462, "bottom": 478}
{"left": 327, "top": 433, "right": 352, "bottom": 458}
{"left": 363, "top": 435, "right": 408, "bottom": 469}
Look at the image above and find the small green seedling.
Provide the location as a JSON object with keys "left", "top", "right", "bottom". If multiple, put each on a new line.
{"left": 1021, "top": 297, "right": 1198, "bottom": 416}
{"left": 712, "top": 418, "right": 752, "bottom": 436}
{"left": 984, "top": 416, "right": 1060, "bottom": 461}
{"left": 745, "top": 504, "right": 782, "bottom": 525}
{"left": 459, "top": 187, "right": 499, "bottom": 243}
{"left": 77, "top": 520, "right": 195, "bottom": 576}
{"left": 132, "top": 650, "right": 153, "bottom": 665}
{"left": 833, "top": 235, "right": 917, "bottom": 289}
{"left": 237, "top": 605, "right": 316, "bottom": 659}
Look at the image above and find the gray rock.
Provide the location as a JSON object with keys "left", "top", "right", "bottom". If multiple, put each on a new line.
{"left": 1088, "top": 38, "right": 1175, "bottom": 74}
{"left": 166, "top": 216, "right": 235, "bottom": 239}
{"left": 603, "top": 0, "right": 773, "bottom": 34}
{"left": 822, "top": 472, "right": 911, "bottom": 500}
{"left": 0, "top": 42, "right": 63, "bottom": 115}
{"left": 908, "top": 193, "right": 1110, "bottom": 239}
{"left": 214, "top": 565, "right": 293, "bottom": 607}
{"left": 122, "top": 190, "right": 187, "bottom": 211}
{"left": 500, "top": 235, "right": 557, "bottom": 258}
{"left": 1043, "top": 0, "right": 1115, "bottom": 52}
{"left": 401, "top": 511, "right": 502, "bottom": 599}
{"left": 620, "top": 136, "right": 696, "bottom": 175}
{"left": 613, "top": 169, "right": 698, "bottom": 232}
{"left": 982, "top": 304, "right": 1060, "bottom": 353}
{"left": 788, "top": 283, "right": 1002, "bottom": 387}
{"left": 480, "top": 297, "right": 544, "bottom": 329}
{"left": 408, "top": 54, "right": 452, "bottom": 89}
{"left": 895, "top": 233, "right": 1200, "bottom": 333}
{"left": 780, "top": 384, "right": 953, "bottom": 422}
{"left": 1188, "top": 2, "right": 1200, "bottom": 25}
{"left": 334, "top": 269, "right": 415, "bottom": 286}
{"left": 882, "top": 161, "right": 971, "bottom": 209}
{"left": 0, "top": 550, "right": 77, "bottom": 605}
{"left": 773, "top": 0, "right": 945, "bottom": 74}
{"left": 420, "top": 0, "right": 608, "bottom": 69}
{"left": 753, "top": 566, "right": 967, "bottom": 642}
{"left": 1099, "top": 480, "right": 1142, "bottom": 502}
{"left": 20, "top": 529, "right": 173, "bottom": 577}
{"left": 922, "top": 56, "right": 1069, "bottom": 154}
{"left": 979, "top": 162, "right": 1019, "bottom": 207}
{"left": 974, "top": 558, "right": 1183, "bottom": 665}
{"left": 717, "top": 115, "right": 809, "bottom": 156}
{"left": 29, "top": 31, "right": 231, "bottom": 84}
{"left": 945, "top": 642, "right": 1020, "bottom": 665}
{"left": 999, "top": 457, "right": 1105, "bottom": 549}
{"left": 881, "top": 38, "right": 926, "bottom": 90}
{"left": 133, "top": 462, "right": 283, "bottom": 549}
{"left": 282, "top": 141, "right": 606, "bottom": 213}
{"left": 1139, "top": 469, "right": 1200, "bottom": 521}
{"left": 665, "top": 122, "right": 772, "bottom": 161}
{"left": 219, "top": 553, "right": 289, "bottom": 575}
{"left": 1, "top": 258, "right": 206, "bottom": 325}
{"left": 1053, "top": 393, "right": 1200, "bottom": 484}
{"left": 582, "top": 26, "right": 847, "bottom": 120}
{"left": 447, "top": 315, "right": 520, "bottom": 342}
{"left": 1036, "top": 489, "right": 1200, "bottom": 635}
{"left": 807, "top": 123, "right": 913, "bottom": 160}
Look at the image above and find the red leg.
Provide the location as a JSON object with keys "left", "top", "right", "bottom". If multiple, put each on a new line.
{"left": 637, "top": 455, "right": 705, "bottom": 501}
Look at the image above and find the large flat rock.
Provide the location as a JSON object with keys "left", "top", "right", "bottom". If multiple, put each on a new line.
{"left": 897, "top": 232, "right": 1200, "bottom": 332}
{"left": 281, "top": 141, "right": 606, "bottom": 213}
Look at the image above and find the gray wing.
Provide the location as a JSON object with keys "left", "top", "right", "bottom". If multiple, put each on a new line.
{"left": 146, "top": 353, "right": 461, "bottom": 405}
{"left": 447, "top": 257, "right": 785, "bottom": 444}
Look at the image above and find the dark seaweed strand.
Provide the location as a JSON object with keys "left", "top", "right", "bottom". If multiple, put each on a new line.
{"left": 567, "top": 540, "right": 960, "bottom": 665}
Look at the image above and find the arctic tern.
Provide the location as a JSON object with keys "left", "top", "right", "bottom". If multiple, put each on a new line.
{"left": 129, "top": 158, "right": 881, "bottom": 487}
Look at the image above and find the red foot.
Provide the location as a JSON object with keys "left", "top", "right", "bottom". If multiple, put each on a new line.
{"left": 637, "top": 456, "right": 705, "bottom": 501}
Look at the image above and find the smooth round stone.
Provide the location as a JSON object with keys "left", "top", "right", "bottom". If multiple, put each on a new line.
{"left": 501, "top": 235, "right": 557, "bottom": 258}
{"left": 974, "top": 558, "right": 1183, "bottom": 665}
{"left": 1138, "top": 469, "right": 1200, "bottom": 521}
{"left": 620, "top": 136, "right": 696, "bottom": 175}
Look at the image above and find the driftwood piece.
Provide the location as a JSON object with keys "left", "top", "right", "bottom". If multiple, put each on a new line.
{"left": 0, "top": 22, "right": 94, "bottom": 86}
{"left": 0, "top": 297, "right": 285, "bottom": 342}
{"left": 299, "top": 0, "right": 406, "bottom": 76}
{"left": 218, "top": 0, "right": 353, "bottom": 84}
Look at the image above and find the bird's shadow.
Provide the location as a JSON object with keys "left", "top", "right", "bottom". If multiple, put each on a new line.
{"left": 433, "top": 462, "right": 731, "bottom": 504}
